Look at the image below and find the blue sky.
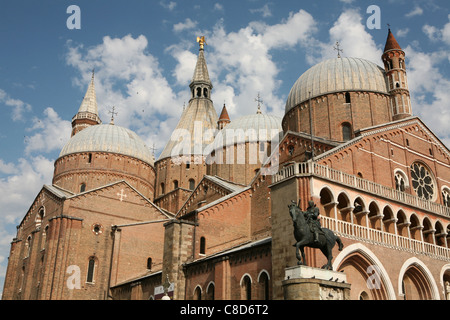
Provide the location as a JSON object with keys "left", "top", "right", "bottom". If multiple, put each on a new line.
{"left": 1, "top": 0, "right": 449, "bottom": 297}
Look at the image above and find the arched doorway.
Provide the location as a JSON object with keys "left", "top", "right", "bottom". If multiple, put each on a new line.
{"left": 333, "top": 244, "right": 395, "bottom": 300}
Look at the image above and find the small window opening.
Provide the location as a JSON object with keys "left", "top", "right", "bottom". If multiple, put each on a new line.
{"left": 200, "top": 237, "right": 206, "bottom": 255}
{"left": 345, "top": 92, "right": 351, "bottom": 103}
{"left": 86, "top": 257, "right": 96, "bottom": 283}
{"left": 80, "top": 183, "right": 86, "bottom": 193}
{"left": 196, "top": 87, "right": 202, "bottom": 97}
{"left": 88, "top": 153, "right": 92, "bottom": 163}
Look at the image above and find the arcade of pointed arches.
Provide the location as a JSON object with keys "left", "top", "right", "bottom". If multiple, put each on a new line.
{"left": 318, "top": 185, "right": 450, "bottom": 300}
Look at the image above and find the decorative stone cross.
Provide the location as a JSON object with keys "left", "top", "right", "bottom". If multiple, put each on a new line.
{"left": 117, "top": 189, "right": 127, "bottom": 201}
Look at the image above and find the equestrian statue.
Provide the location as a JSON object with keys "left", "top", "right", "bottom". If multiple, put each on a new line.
{"left": 288, "top": 199, "right": 344, "bottom": 270}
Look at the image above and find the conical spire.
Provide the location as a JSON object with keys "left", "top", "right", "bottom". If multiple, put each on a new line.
{"left": 218, "top": 103, "right": 231, "bottom": 130}
{"left": 384, "top": 29, "right": 402, "bottom": 52}
{"left": 78, "top": 70, "right": 99, "bottom": 115}
{"left": 190, "top": 36, "right": 212, "bottom": 89}
{"left": 158, "top": 37, "right": 218, "bottom": 160}
{"left": 71, "top": 70, "right": 101, "bottom": 137}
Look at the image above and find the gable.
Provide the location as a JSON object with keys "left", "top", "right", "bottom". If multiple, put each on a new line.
{"left": 177, "top": 175, "right": 246, "bottom": 217}
{"left": 66, "top": 180, "right": 173, "bottom": 223}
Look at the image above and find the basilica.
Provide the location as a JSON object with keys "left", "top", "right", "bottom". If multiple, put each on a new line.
{"left": 2, "top": 30, "right": 450, "bottom": 300}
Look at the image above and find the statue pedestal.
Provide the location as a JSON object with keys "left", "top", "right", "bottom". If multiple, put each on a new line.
{"left": 282, "top": 265, "right": 351, "bottom": 300}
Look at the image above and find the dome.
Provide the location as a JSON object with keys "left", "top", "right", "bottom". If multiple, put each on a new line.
{"left": 59, "top": 124, "right": 154, "bottom": 165}
{"left": 217, "top": 113, "right": 283, "bottom": 147}
{"left": 285, "top": 57, "right": 389, "bottom": 113}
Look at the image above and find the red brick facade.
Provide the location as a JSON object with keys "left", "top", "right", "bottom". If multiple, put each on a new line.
{"left": 3, "top": 30, "right": 450, "bottom": 301}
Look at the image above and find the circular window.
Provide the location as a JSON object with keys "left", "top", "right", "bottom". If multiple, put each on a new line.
{"left": 92, "top": 223, "right": 103, "bottom": 235}
{"left": 410, "top": 162, "right": 435, "bottom": 200}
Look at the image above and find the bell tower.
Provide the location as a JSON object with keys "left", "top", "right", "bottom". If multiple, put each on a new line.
{"left": 382, "top": 28, "right": 412, "bottom": 121}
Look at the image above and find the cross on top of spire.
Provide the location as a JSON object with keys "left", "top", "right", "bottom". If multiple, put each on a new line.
{"left": 255, "top": 92, "right": 263, "bottom": 114}
{"left": 334, "top": 41, "right": 343, "bottom": 58}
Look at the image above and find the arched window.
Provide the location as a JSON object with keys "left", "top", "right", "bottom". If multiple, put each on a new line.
{"left": 196, "top": 87, "right": 202, "bottom": 97}
{"left": 203, "top": 88, "right": 208, "bottom": 98}
{"left": 36, "top": 207, "right": 45, "bottom": 228}
{"left": 200, "top": 237, "right": 206, "bottom": 255}
{"left": 241, "top": 275, "right": 252, "bottom": 300}
{"left": 25, "top": 235, "right": 32, "bottom": 258}
{"left": 80, "top": 183, "right": 86, "bottom": 193}
{"left": 86, "top": 257, "right": 96, "bottom": 283}
{"left": 394, "top": 170, "right": 407, "bottom": 192}
{"left": 189, "top": 179, "right": 195, "bottom": 191}
{"left": 258, "top": 271, "right": 270, "bottom": 300}
{"left": 342, "top": 123, "right": 352, "bottom": 141}
{"left": 345, "top": 92, "right": 351, "bottom": 103}
{"left": 206, "top": 282, "right": 215, "bottom": 300}
{"left": 194, "top": 286, "right": 202, "bottom": 300}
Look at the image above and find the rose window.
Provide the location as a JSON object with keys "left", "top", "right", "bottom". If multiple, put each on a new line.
{"left": 410, "top": 162, "right": 435, "bottom": 200}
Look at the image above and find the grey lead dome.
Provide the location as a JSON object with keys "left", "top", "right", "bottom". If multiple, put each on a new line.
{"left": 59, "top": 124, "right": 154, "bottom": 165}
{"left": 285, "top": 57, "right": 389, "bottom": 113}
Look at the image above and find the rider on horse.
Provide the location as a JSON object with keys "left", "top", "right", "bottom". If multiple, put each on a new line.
{"left": 304, "top": 200, "right": 322, "bottom": 243}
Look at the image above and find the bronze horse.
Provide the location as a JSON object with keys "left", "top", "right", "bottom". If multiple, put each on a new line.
{"left": 288, "top": 202, "right": 343, "bottom": 270}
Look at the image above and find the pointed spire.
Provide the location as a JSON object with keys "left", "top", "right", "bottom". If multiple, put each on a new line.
{"left": 218, "top": 103, "right": 231, "bottom": 130}
{"left": 78, "top": 69, "right": 99, "bottom": 115}
{"left": 190, "top": 36, "right": 212, "bottom": 88}
{"left": 219, "top": 103, "right": 230, "bottom": 121}
{"left": 71, "top": 69, "right": 101, "bottom": 137}
{"left": 384, "top": 28, "right": 402, "bottom": 52}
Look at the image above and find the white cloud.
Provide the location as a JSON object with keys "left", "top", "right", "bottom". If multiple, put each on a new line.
{"left": 160, "top": 1, "right": 176, "bottom": 11}
{"left": 193, "top": 9, "right": 317, "bottom": 118}
{"left": 423, "top": 24, "right": 440, "bottom": 41}
{"left": 173, "top": 18, "right": 198, "bottom": 33}
{"left": 326, "top": 9, "right": 382, "bottom": 63}
{"left": 250, "top": 4, "right": 272, "bottom": 18}
{"left": 24, "top": 107, "right": 71, "bottom": 155}
{"left": 405, "top": 46, "right": 450, "bottom": 146}
{"left": 0, "top": 159, "right": 18, "bottom": 175}
{"left": 405, "top": 6, "right": 423, "bottom": 18}
{"left": 66, "top": 34, "right": 183, "bottom": 149}
{"left": 0, "top": 156, "right": 53, "bottom": 224}
{"left": 213, "top": 3, "right": 224, "bottom": 12}
{"left": 0, "top": 89, "right": 32, "bottom": 121}
{"left": 396, "top": 28, "right": 410, "bottom": 37}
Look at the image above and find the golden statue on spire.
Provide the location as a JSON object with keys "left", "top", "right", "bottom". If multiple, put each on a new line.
{"left": 197, "top": 36, "right": 206, "bottom": 50}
